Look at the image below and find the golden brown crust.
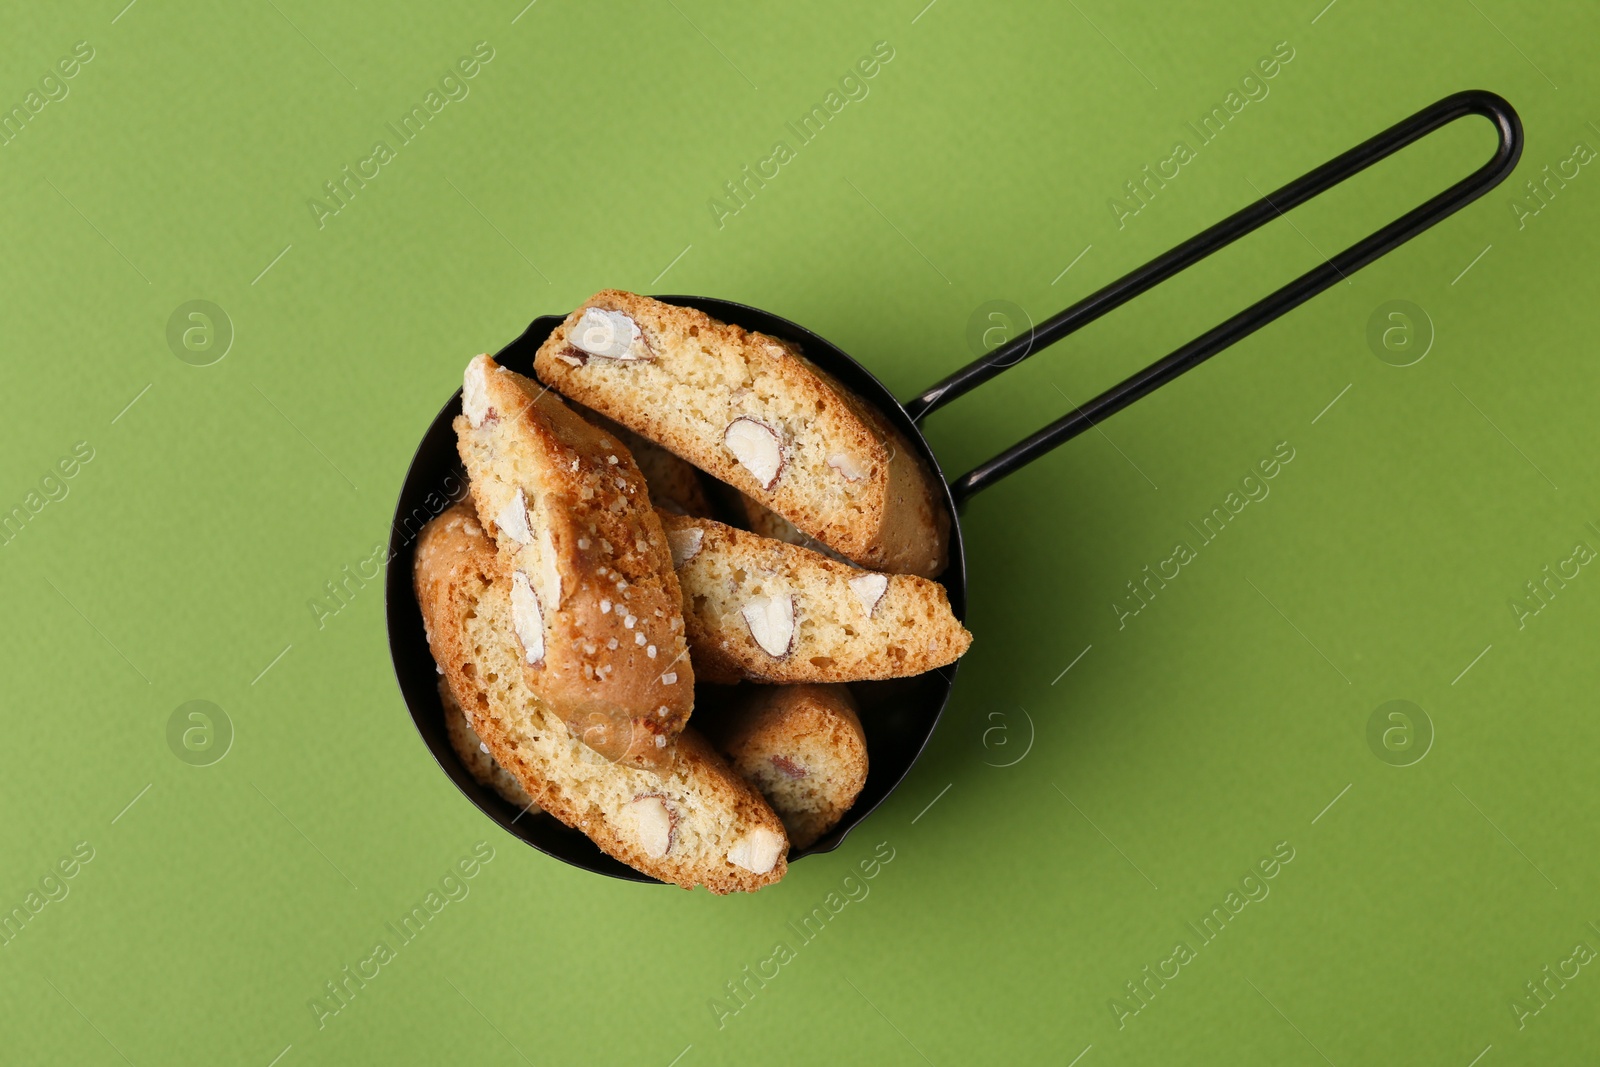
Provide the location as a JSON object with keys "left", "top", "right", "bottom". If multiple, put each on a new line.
{"left": 533, "top": 290, "right": 950, "bottom": 577}
{"left": 662, "top": 513, "right": 972, "bottom": 684}
{"left": 455, "top": 354, "right": 693, "bottom": 770}
{"left": 413, "top": 504, "right": 787, "bottom": 894}
{"left": 718, "top": 684, "right": 867, "bottom": 849}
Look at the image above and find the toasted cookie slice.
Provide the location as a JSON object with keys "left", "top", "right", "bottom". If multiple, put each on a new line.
{"left": 661, "top": 514, "right": 972, "bottom": 684}
{"left": 533, "top": 290, "right": 950, "bottom": 577}
{"left": 455, "top": 354, "right": 693, "bottom": 769}
{"left": 442, "top": 679, "right": 539, "bottom": 812}
{"left": 716, "top": 685, "right": 867, "bottom": 849}
{"left": 414, "top": 504, "right": 787, "bottom": 893}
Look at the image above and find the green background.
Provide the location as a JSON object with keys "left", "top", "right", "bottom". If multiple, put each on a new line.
{"left": 2, "top": 0, "right": 1596, "bottom": 1062}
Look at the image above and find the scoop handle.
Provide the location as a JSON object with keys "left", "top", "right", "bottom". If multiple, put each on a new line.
{"left": 908, "top": 89, "right": 1523, "bottom": 506}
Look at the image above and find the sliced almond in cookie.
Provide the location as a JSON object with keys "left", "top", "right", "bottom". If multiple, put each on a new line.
{"left": 740, "top": 594, "right": 796, "bottom": 658}
{"left": 848, "top": 573, "right": 888, "bottom": 617}
{"left": 726, "top": 827, "right": 785, "bottom": 875}
{"left": 723, "top": 417, "right": 784, "bottom": 490}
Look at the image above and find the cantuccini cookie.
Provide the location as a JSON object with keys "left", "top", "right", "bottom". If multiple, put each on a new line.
{"left": 414, "top": 504, "right": 787, "bottom": 893}
{"left": 455, "top": 354, "right": 693, "bottom": 769}
{"left": 714, "top": 684, "right": 867, "bottom": 849}
{"left": 532, "top": 290, "right": 950, "bottom": 577}
{"left": 660, "top": 513, "right": 971, "bottom": 684}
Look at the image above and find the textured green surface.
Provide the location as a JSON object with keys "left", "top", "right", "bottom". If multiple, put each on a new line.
{"left": 2, "top": 0, "right": 1597, "bottom": 1063}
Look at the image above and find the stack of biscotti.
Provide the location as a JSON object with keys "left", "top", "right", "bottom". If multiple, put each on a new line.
{"left": 417, "top": 292, "right": 973, "bottom": 893}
